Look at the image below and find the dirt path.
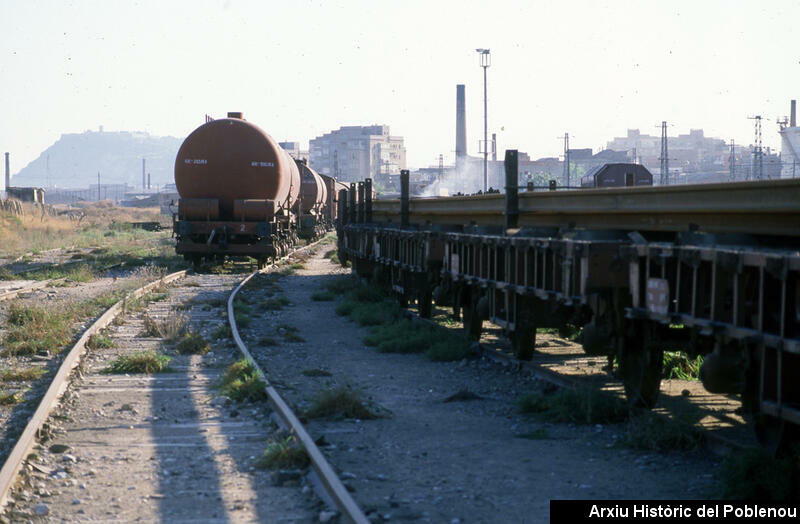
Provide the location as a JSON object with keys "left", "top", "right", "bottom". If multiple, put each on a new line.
{"left": 239, "top": 245, "right": 721, "bottom": 523}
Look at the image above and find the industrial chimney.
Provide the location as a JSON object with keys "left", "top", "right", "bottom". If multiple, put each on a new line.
{"left": 4, "top": 152, "right": 9, "bottom": 193}
{"left": 791, "top": 100, "right": 796, "bottom": 128}
{"left": 455, "top": 85, "right": 467, "bottom": 169}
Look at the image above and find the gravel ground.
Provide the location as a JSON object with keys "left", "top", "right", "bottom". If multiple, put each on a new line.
{"left": 4, "top": 272, "right": 322, "bottom": 522}
{"left": 236, "top": 243, "right": 722, "bottom": 523}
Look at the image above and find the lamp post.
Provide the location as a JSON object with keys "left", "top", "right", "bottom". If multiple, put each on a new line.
{"left": 476, "top": 48, "right": 490, "bottom": 192}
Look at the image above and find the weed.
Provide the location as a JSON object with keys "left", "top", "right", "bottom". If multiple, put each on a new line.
{"left": 213, "top": 324, "right": 232, "bottom": 341}
{"left": 258, "top": 336, "right": 279, "bottom": 346}
{"left": 0, "top": 391, "right": 23, "bottom": 405}
{"left": 218, "top": 359, "right": 267, "bottom": 402}
{"left": 311, "top": 291, "right": 334, "bottom": 302}
{"left": 515, "top": 428, "right": 551, "bottom": 440}
{"left": 662, "top": 351, "right": 703, "bottom": 380}
{"left": 0, "top": 367, "right": 45, "bottom": 382}
{"left": 234, "top": 311, "right": 252, "bottom": 328}
{"left": 719, "top": 448, "right": 796, "bottom": 500}
{"left": 103, "top": 351, "right": 172, "bottom": 374}
{"left": 233, "top": 299, "right": 252, "bottom": 315}
{"left": 277, "top": 323, "right": 305, "bottom": 342}
{"left": 302, "top": 369, "right": 333, "bottom": 377}
{"left": 87, "top": 333, "right": 114, "bottom": 349}
{"left": 256, "top": 436, "right": 309, "bottom": 470}
{"left": 142, "top": 313, "right": 188, "bottom": 342}
{"left": 288, "top": 263, "right": 305, "bottom": 270}
{"left": 324, "top": 276, "right": 359, "bottom": 295}
{"left": 622, "top": 409, "right": 704, "bottom": 451}
{"left": 518, "top": 388, "right": 628, "bottom": 425}
{"left": 305, "top": 385, "right": 378, "bottom": 420}
{"left": 260, "top": 296, "right": 291, "bottom": 311}
{"left": 176, "top": 332, "right": 211, "bottom": 355}
{"left": 3, "top": 303, "right": 73, "bottom": 356}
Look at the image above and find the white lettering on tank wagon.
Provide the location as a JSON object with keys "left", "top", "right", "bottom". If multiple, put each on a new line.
{"left": 183, "top": 159, "right": 208, "bottom": 165}
{"left": 251, "top": 161, "right": 275, "bottom": 167}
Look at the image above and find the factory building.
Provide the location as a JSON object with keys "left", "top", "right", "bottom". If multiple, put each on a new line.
{"left": 780, "top": 100, "right": 800, "bottom": 178}
{"left": 278, "top": 142, "right": 309, "bottom": 163}
{"left": 309, "top": 125, "right": 406, "bottom": 183}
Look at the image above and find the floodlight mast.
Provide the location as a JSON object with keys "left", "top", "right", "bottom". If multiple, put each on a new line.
{"left": 476, "top": 48, "right": 491, "bottom": 192}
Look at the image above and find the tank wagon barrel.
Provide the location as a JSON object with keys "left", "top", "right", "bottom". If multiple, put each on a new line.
{"left": 338, "top": 153, "right": 800, "bottom": 453}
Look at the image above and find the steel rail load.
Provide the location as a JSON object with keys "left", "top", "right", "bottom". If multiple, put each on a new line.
{"left": 337, "top": 151, "right": 800, "bottom": 453}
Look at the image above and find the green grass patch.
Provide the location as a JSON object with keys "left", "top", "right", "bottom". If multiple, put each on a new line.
{"left": 719, "top": 448, "right": 797, "bottom": 500}
{"left": 515, "top": 428, "right": 551, "bottom": 440}
{"left": 0, "top": 367, "right": 45, "bottom": 382}
{"left": 234, "top": 311, "right": 252, "bottom": 328}
{"left": 518, "top": 387, "right": 628, "bottom": 425}
{"left": 233, "top": 298, "right": 252, "bottom": 315}
{"left": 622, "top": 408, "right": 705, "bottom": 451}
{"left": 662, "top": 351, "right": 703, "bottom": 380}
{"left": 323, "top": 275, "right": 359, "bottom": 295}
{"left": 213, "top": 324, "right": 232, "bottom": 340}
{"left": 256, "top": 436, "right": 309, "bottom": 470}
{"left": 287, "top": 263, "right": 305, "bottom": 270}
{"left": 103, "top": 351, "right": 172, "bottom": 374}
{"left": 260, "top": 296, "right": 291, "bottom": 310}
{"left": 0, "top": 391, "right": 23, "bottom": 405}
{"left": 218, "top": 359, "right": 267, "bottom": 402}
{"left": 86, "top": 333, "right": 114, "bottom": 349}
{"left": 305, "top": 385, "right": 379, "bottom": 420}
{"left": 310, "top": 290, "right": 334, "bottom": 302}
{"left": 277, "top": 323, "right": 305, "bottom": 342}
{"left": 176, "top": 332, "right": 211, "bottom": 355}
{"left": 302, "top": 369, "right": 332, "bottom": 377}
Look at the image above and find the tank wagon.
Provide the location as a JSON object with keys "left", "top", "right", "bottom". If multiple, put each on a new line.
{"left": 296, "top": 160, "right": 330, "bottom": 239}
{"left": 173, "top": 113, "right": 335, "bottom": 266}
{"left": 338, "top": 150, "right": 800, "bottom": 453}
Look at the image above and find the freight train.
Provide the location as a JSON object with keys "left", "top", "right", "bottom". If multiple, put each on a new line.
{"left": 172, "top": 113, "right": 339, "bottom": 266}
{"left": 338, "top": 150, "right": 800, "bottom": 453}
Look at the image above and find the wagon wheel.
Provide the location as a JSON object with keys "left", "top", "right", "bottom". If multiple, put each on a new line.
{"left": 619, "top": 321, "right": 663, "bottom": 409}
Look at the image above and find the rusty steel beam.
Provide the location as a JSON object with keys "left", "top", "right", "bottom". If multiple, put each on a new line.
{"left": 372, "top": 179, "right": 800, "bottom": 237}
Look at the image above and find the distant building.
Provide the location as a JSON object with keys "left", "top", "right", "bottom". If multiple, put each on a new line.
{"left": 279, "top": 142, "right": 309, "bottom": 163}
{"left": 7, "top": 187, "right": 45, "bottom": 204}
{"left": 309, "top": 125, "right": 406, "bottom": 183}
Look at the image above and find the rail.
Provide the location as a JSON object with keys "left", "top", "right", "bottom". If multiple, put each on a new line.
{"left": 227, "top": 238, "right": 369, "bottom": 524}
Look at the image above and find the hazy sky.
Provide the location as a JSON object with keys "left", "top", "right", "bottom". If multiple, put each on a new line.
{"left": 1, "top": 0, "right": 798, "bottom": 175}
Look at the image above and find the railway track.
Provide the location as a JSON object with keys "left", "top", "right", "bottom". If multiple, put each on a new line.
{"left": 0, "top": 242, "right": 368, "bottom": 523}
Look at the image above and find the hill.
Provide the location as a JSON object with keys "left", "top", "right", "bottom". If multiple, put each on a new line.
{"left": 12, "top": 130, "right": 182, "bottom": 189}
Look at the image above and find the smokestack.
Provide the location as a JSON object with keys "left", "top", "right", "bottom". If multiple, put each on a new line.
{"left": 142, "top": 159, "right": 146, "bottom": 190}
{"left": 492, "top": 133, "right": 497, "bottom": 161}
{"left": 147, "top": 173, "right": 151, "bottom": 190}
{"left": 455, "top": 85, "right": 467, "bottom": 166}
{"left": 4, "top": 152, "right": 9, "bottom": 192}
{"left": 791, "top": 100, "right": 796, "bottom": 127}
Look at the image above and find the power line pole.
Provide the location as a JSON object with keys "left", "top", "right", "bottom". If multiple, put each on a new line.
{"left": 748, "top": 115, "right": 763, "bottom": 180}
{"left": 729, "top": 140, "right": 736, "bottom": 181}
{"left": 659, "top": 121, "right": 669, "bottom": 185}
{"left": 97, "top": 172, "right": 101, "bottom": 201}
